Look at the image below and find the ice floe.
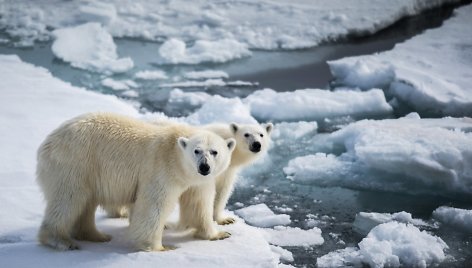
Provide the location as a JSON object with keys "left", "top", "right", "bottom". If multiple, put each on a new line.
{"left": 51, "top": 23, "right": 133, "bottom": 73}
{"left": 433, "top": 206, "right": 472, "bottom": 233}
{"left": 235, "top": 204, "right": 291, "bottom": 228}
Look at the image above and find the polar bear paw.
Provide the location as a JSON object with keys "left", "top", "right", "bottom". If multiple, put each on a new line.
{"left": 217, "top": 217, "right": 236, "bottom": 225}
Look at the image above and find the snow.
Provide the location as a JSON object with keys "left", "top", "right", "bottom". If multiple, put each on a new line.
{"left": 235, "top": 204, "right": 291, "bottom": 228}
{"left": 284, "top": 116, "right": 472, "bottom": 198}
{"left": 0, "top": 0, "right": 461, "bottom": 50}
{"left": 433, "top": 206, "right": 472, "bottom": 233}
{"left": 185, "top": 70, "right": 229, "bottom": 80}
{"left": 271, "top": 122, "right": 318, "bottom": 142}
{"left": 51, "top": 23, "right": 133, "bottom": 74}
{"left": 101, "top": 78, "right": 138, "bottom": 91}
{"left": 270, "top": 245, "right": 294, "bottom": 263}
{"left": 158, "top": 38, "right": 251, "bottom": 64}
{"left": 0, "top": 55, "right": 279, "bottom": 267}
{"left": 329, "top": 4, "right": 472, "bottom": 117}
{"left": 134, "top": 70, "right": 168, "bottom": 80}
{"left": 244, "top": 88, "right": 392, "bottom": 122}
{"left": 168, "top": 89, "right": 211, "bottom": 107}
{"left": 263, "top": 226, "right": 324, "bottom": 247}
{"left": 318, "top": 222, "right": 448, "bottom": 268}
{"left": 353, "top": 211, "right": 430, "bottom": 235}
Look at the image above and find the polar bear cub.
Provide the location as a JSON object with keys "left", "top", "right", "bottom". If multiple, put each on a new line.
{"left": 178, "top": 122, "right": 273, "bottom": 230}
{"left": 36, "top": 113, "right": 235, "bottom": 251}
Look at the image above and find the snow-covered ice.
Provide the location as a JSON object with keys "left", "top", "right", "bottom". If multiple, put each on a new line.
{"left": 329, "top": 4, "right": 472, "bottom": 117}
{"left": 51, "top": 23, "right": 133, "bottom": 74}
{"left": 284, "top": 116, "right": 472, "bottom": 198}
{"left": 433, "top": 206, "right": 472, "bottom": 233}
{"left": 134, "top": 70, "right": 168, "bottom": 80}
{"left": 184, "top": 70, "right": 229, "bottom": 80}
{"left": 353, "top": 211, "right": 430, "bottom": 235}
{"left": 0, "top": 55, "right": 279, "bottom": 267}
{"left": 263, "top": 226, "right": 324, "bottom": 247}
{"left": 0, "top": 0, "right": 461, "bottom": 50}
{"left": 158, "top": 38, "right": 251, "bottom": 64}
{"left": 101, "top": 78, "right": 138, "bottom": 91}
{"left": 235, "top": 204, "right": 291, "bottom": 228}
{"left": 318, "top": 222, "right": 448, "bottom": 268}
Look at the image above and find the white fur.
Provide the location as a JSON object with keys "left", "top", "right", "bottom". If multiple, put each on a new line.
{"left": 36, "top": 113, "right": 235, "bottom": 251}
{"left": 179, "top": 122, "right": 273, "bottom": 229}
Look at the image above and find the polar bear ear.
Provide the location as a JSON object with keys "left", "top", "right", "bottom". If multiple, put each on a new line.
{"left": 230, "top": 123, "right": 239, "bottom": 134}
{"left": 178, "top": 137, "right": 189, "bottom": 149}
{"left": 226, "top": 138, "right": 236, "bottom": 151}
{"left": 263, "top": 123, "right": 273, "bottom": 134}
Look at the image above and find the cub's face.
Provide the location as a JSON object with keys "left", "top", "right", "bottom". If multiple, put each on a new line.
{"left": 178, "top": 133, "right": 236, "bottom": 180}
{"left": 230, "top": 122, "right": 273, "bottom": 155}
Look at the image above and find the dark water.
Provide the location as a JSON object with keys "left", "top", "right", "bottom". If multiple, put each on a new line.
{"left": 1, "top": 1, "right": 472, "bottom": 267}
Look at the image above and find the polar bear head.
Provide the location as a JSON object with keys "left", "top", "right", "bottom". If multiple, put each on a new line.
{"left": 178, "top": 132, "right": 236, "bottom": 181}
{"left": 230, "top": 122, "right": 273, "bottom": 157}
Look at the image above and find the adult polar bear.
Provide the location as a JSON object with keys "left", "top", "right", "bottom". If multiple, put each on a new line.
{"left": 104, "top": 122, "right": 273, "bottom": 231}
{"left": 36, "top": 113, "right": 235, "bottom": 251}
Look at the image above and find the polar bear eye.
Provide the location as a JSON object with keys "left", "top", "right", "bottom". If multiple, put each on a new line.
{"left": 244, "top": 133, "right": 249, "bottom": 138}
{"left": 194, "top": 149, "right": 201, "bottom": 155}
{"left": 260, "top": 134, "right": 264, "bottom": 137}
{"left": 210, "top": 150, "right": 218, "bottom": 156}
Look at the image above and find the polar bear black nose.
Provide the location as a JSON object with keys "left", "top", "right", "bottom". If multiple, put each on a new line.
{"left": 199, "top": 163, "right": 210, "bottom": 176}
{"left": 250, "top": 142, "right": 261, "bottom": 153}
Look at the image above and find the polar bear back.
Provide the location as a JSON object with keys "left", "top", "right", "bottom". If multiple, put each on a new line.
{"left": 37, "top": 113, "right": 196, "bottom": 206}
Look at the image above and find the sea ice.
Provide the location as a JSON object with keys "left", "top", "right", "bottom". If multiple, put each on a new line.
{"left": 51, "top": 23, "right": 133, "bottom": 73}
{"left": 134, "top": 70, "right": 168, "bottom": 80}
{"left": 263, "top": 226, "right": 324, "bottom": 247}
{"left": 235, "top": 204, "right": 291, "bottom": 228}
{"left": 158, "top": 38, "right": 251, "bottom": 64}
{"left": 318, "top": 222, "right": 448, "bottom": 268}
{"left": 329, "top": 4, "right": 472, "bottom": 117}
{"left": 433, "top": 206, "right": 472, "bottom": 233}
{"left": 353, "top": 211, "right": 430, "bottom": 235}
{"left": 184, "top": 70, "right": 229, "bottom": 80}
{"left": 101, "top": 78, "right": 138, "bottom": 90}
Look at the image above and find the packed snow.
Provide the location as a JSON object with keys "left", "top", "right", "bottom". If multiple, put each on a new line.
{"left": 0, "top": 0, "right": 461, "bottom": 50}
{"left": 284, "top": 116, "right": 472, "bottom": 198}
{"left": 353, "top": 211, "right": 430, "bottom": 235}
{"left": 329, "top": 4, "right": 472, "bottom": 117}
{"left": 51, "top": 23, "right": 133, "bottom": 74}
{"left": 433, "top": 206, "right": 472, "bottom": 233}
{"left": 0, "top": 55, "right": 280, "bottom": 268}
{"left": 318, "top": 222, "right": 448, "bottom": 268}
{"left": 235, "top": 204, "right": 291, "bottom": 228}
{"left": 263, "top": 226, "right": 324, "bottom": 247}
{"left": 134, "top": 70, "right": 168, "bottom": 80}
{"left": 158, "top": 38, "right": 251, "bottom": 64}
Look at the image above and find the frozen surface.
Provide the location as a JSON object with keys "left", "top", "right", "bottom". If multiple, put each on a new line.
{"left": 284, "top": 116, "right": 472, "bottom": 198}
{"left": 433, "top": 206, "right": 472, "bottom": 233}
{"left": 158, "top": 38, "right": 251, "bottom": 64}
{"left": 134, "top": 70, "right": 168, "bottom": 80}
{"left": 0, "top": 55, "right": 279, "bottom": 268}
{"left": 263, "top": 226, "right": 324, "bottom": 247}
{"left": 0, "top": 0, "right": 460, "bottom": 49}
{"left": 353, "top": 211, "right": 430, "bottom": 235}
{"left": 235, "top": 204, "right": 291, "bottom": 228}
{"left": 51, "top": 23, "right": 133, "bottom": 73}
{"left": 318, "top": 222, "right": 448, "bottom": 268}
{"left": 185, "top": 70, "right": 229, "bottom": 80}
{"left": 101, "top": 78, "right": 138, "bottom": 91}
{"left": 329, "top": 4, "right": 472, "bottom": 117}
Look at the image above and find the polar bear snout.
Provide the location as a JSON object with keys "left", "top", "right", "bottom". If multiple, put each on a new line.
{"left": 198, "top": 162, "right": 211, "bottom": 176}
{"left": 250, "top": 141, "right": 261, "bottom": 153}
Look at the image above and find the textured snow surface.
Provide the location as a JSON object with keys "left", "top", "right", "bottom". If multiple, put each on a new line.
{"left": 284, "top": 116, "right": 472, "bottom": 198}
{"left": 318, "top": 222, "right": 448, "bottom": 268}
{"left": 0, "top": 55, "right": 279, "bottom": 268}
{"left": 353, "top": 211, "right": 430, "bottom": 235}
{"left": 0, "top": 0, "right": 460, "bottom": 49}
{"left": 235, "top": 204, "right": 291, "bottom": 228}
{"left": 51, "top": 23, "right": 133, "bottom": 73}
{"left": 263, "top": 226, "right": 324, "bottom": 247}
{"left": 433, "top": 206, "right": 472, "bottom": 233}
{"left": 329, "top": 4, "right": 472, "bottom": 117}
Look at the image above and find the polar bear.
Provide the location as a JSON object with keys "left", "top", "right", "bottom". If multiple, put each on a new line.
{"left": 103, "top": 122, "right": 273, "bottom": 232}
{"left": 179, "top": 122, "right": 273, "bottom": 228}
{"left": 36, "top": 113, "right": 235, "bottom": 251}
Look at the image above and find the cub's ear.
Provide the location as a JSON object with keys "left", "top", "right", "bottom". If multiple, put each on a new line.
{"left": 178, "top": 137, "right": 189, "bottom": 149}
{"left": 226, "top": 138, "right": 236, "bottom": 151}
{"left": 230, "top": 123, "right": 239, "bottom": 134}
{"left": 263, "top": 123, "right": 273, "bottom": 134}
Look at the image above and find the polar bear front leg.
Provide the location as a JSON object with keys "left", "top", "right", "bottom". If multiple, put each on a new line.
{"left": 180, "top": 183, "right": 231, "bottom": 240}
{"left": 213, "top": 169, "right": 238, "bottom": 225}
{"left": 129, "top": 186, "right": 179, "bottom": 251}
